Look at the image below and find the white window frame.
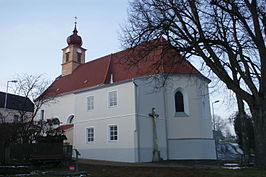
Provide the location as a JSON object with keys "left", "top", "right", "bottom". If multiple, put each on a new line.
{"left": 87, "top": 96, "right": 94, "bottom": 111}
{"left": 108, "top": 124, "right": 118, "bottom": 142}
{"left": 86, "top": 127, "right": 95, "bottom": 143}
{"left": 108, "top": 90, "right": 118, "bottom": 108}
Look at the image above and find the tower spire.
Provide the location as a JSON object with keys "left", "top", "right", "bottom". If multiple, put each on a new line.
{"left": 62, "top": 20, "right": 86, "bottom": 76}
{"left": 73, "top": 16, "right": 78, "bottom": 33}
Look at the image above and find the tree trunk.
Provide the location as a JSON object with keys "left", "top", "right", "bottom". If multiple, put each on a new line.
{"left": 236, "top": 97, "right": 250, "bottom": 163}
{"left": 251, "top": 102, "right": 266, "bottom": 168}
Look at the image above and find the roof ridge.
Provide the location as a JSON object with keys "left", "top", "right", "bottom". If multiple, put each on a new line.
{"left": 0, "top": 91, "right": 30, "bottom": 100}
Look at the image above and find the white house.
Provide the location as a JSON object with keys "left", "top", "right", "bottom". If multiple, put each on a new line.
{"left": 38, "top": 24, "right": 216, "bottom": 162}
{"left": 0, "top": 91, "right": 34, "bottom": 123}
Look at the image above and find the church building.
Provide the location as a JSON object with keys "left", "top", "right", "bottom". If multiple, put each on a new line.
{"left": 39, "top": 23, "right": 216, "bottom": 162}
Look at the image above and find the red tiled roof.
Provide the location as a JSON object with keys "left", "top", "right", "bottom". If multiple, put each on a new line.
{"left": 40, "top": 40, "right": 201, "bottom": 98}
{"left": 53, "top": 124, "right": 74, "bottom": 131}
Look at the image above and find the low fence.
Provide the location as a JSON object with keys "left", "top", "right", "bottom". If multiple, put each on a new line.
{"left": 0, "top": 143, "right": 72, "bottom": 165}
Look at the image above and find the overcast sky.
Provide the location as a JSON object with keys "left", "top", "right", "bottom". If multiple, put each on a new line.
{"left": 0, "top": 0, "right": 128, "bottom": 89}
{"left": 0, "top": 0, "right": 237, "bottom": 125}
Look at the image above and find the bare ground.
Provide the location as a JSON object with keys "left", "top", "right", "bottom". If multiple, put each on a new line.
{"left": 77, "top": 160, "right": 266, "bottom": 177}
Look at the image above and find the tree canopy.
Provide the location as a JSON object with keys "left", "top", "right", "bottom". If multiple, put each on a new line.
{"left": 122, "top": 0, "right": 266, "bottom": 168}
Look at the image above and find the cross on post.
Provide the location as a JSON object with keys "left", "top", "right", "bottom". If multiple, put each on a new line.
{"left": 148, "top": 107, "right": 161, "bottom": 162}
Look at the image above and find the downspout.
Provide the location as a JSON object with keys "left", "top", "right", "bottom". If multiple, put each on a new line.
{"left": 163, "top": 85, "right": 169, "bottom": 159}
{"left": 133, "top": 78, "right": 141, "bottom": 162}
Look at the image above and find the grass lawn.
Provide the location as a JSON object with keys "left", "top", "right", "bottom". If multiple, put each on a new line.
{"left": 78, "top": 164, "right": 266, "bottom": 177}
{"left": 0, "top": 164, "right": 266, "bottom": 177}
{"left": 26, "top": 163, "right": 266, "bottom": 177}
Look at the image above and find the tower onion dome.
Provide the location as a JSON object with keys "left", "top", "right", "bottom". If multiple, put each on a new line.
{"left": 67, "top": 25, "right": 82, "bottom": 46}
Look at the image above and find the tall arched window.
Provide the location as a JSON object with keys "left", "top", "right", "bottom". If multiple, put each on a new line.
{"left": 175, "top": 91, "right": 184, "bottom": 112}
{"left": 77, "top": 53, "right": 81, "bottom": 62}
{"left": 67, "top": 115, "right": 74, "bottom": 124}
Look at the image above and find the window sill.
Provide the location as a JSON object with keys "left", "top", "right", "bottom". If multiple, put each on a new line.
{"left": 108, "top": 140, "right": 118, "bottom": 143}
{"left": 175, "top": 112, "right": 189, "bottom": 117}
{"left": 86, "top": 141, "right": 94, "bottom": 144}
{"left": 108, "top": 105, "right": 118, "bottom": 108}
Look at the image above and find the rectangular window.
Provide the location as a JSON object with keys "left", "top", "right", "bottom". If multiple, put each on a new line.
{"left": 87, "top": 127, "right": 94, "bottom": 143}
{"left": 108, "top": 125, "right": 118, "bottom": 141}
{"left": 87, "top": 96, "right": 94, "bottom": 111}
{"left": 108, "top": 91, "right": 117, "bottom": 107}
{"left": 13, "top": 115, "right": 19, "bottom": 123}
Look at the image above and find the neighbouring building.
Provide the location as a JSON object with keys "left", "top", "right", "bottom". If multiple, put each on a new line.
{"left": 38, "top": 24, "right": 216, "bottom": 162}
{"left": 0, "top": 92, "right": 34, "bottom": 123}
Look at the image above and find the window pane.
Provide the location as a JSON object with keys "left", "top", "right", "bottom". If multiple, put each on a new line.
{"left": 87, "top": 96, "right": 94, "bottom": 111}
{"left": 109, "top": 91, "right": 117, "bottom": 107}
{"left": 175, "top": 91, "right": 184, "bottom": 112}
{"left": 109, "top": 125, "right": 118, "bottom": 141}
{"left": 87, "top": 128, "right": 94, "bottom": 143}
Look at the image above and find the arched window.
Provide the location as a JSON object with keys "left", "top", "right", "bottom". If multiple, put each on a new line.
{"left": 67, "top": 115, "right": 74, "bottom": 124}
{"left": 175, "top": 91, "right": 184, "bottom": 112}
{"left": 77, "top": 53, "right": 81, "bottom": 62}
{"left": 66, "top": 53, "right": 69, "bottom": 62}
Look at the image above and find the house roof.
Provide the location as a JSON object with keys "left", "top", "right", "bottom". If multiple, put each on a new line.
{"left": 53, "top": 124, "right": 74, "bottom": 131}
{"left": 0, "top": 92, "right": 34, "bottom": 112}
{"left": 40, "top": 40, "right": 202, "bottom": 98}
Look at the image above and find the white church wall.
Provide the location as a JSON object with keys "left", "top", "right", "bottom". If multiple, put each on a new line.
{"left": 134, "top": 77, "right": 168, "bottom": 162}
{"left": 39, "top": 74, "right": 216, "bottom": 161}
{"left": 165, "top": 75, "right": 213, "bottom": 138}
{"left": 38, "top": 93, "right": 75, "bottom": 123}
{"left": 168, "top": 139, "right": 216, "bottom": 159}
{"left": 164, "top": 74, "right": 216, "bottom": 159}
{"left": 73, "top": 81, "right": 138, "bottom": 162}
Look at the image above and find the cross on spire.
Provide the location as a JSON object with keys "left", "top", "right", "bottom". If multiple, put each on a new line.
{"left": 74, "top": 16, "right": 77, "bottom": 25}
{"left": 73, "top": 16, "right": 78, "bottom": 33}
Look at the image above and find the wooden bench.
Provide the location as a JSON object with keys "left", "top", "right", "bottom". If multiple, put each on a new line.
{"left": 30, "top": 154, "right": 64, "bottom": 166}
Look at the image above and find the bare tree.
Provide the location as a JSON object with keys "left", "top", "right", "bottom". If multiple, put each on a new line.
{"left": 121, "top": 0, "right": 266, "bottom": 167}
{"left": 12, "top": 74, "right": 54, "bottom": 143}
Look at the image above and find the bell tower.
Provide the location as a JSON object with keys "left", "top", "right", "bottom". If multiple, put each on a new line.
{"left": 61, "top": 19, "right": 86, "bottom": 76}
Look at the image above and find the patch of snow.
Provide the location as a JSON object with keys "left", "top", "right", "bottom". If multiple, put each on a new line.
{"left": 222, "top": 166, "right": 241, "bottom": 170}
{"left": 224, "top": 163, "right": 239, "bottom": 166}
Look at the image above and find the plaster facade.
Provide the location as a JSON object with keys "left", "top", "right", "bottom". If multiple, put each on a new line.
{"left": 39, "top": 74, "right": 216, "bottom": 162}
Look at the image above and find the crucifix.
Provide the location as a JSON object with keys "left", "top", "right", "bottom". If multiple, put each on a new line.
{"left": 149, "top": 107, "right": 161, "bottom": 162}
